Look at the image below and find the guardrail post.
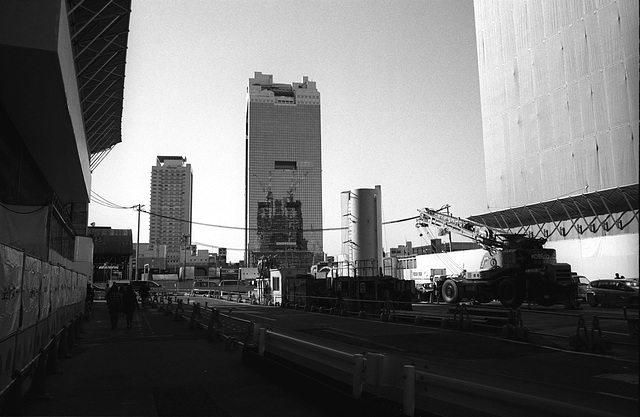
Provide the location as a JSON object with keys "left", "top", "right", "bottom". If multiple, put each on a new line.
{"left": 58, "top": 327, "right": 70, "bottom": 358}
{"left": 5, "top": 370, "right": 24, "bottom": 415}
{"left": 78, "top": 313, "right": 85, "bottom": 334}
{"left": 258, "top": 328, "right": 266, "bottom": 356}
{"left": 352, "top": 354, "right": 365, "bottom": 399}
{"left": 403, "top": 365, "right": 415, "bottom": 417}
{"left": 46, "top": 335, "right": 61, "bottom": 374}
{"left": 189, "top": 303, "right": 200, "bottom": 329}
{"left": 253, "top": 323, "right": 263, "bottom": 344}
{"left": 365, "top": 353, "right": 384, "bottom": 385}
{"left": 68, "top": 320, "right": 77, "bottom": 347}
{"left": 30, "top": 349, "right": 51, "bottom": 400}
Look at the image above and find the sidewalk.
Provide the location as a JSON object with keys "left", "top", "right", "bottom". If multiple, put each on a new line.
{"left": 21, "top": 301, "right": 342, "bottom": 417}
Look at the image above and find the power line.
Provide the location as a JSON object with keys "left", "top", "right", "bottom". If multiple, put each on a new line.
{"left": 92, "top": 191, "right": 419, "bottom": 232}
{"left": 90, "top": 190, "right": 135, "bottom": 209}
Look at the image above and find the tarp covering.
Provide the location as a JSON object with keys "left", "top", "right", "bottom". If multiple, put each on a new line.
{"left": 41, "top": 262, "right": 51, "bottom": 318}
{"left": 22, "top": 256, "right": 42, "bottom": 328}
{"left": 0, "top": 204, "right": 49, "bottom": 260}
{"left": 0, "top": 244, "right": 23, "bottom": 335}
{"left": 548, "top": 234, "right": 639, "bottom": 280}
{"left": 474, "top": 0, "right": 639, "bottom": 209}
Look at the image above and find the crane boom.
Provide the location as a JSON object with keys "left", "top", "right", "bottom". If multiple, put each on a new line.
{"left": 415, "top": 207, "right": 506, "bottom": 251}
{"left": 415, "top": 207, "right": 548, "bottom": 253}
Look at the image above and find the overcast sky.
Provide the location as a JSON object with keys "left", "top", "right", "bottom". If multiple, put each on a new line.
{"left": 89, "top": 0, "right": 486, "bottom": 262}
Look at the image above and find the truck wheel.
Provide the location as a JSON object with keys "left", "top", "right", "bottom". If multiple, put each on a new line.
{"left": 441, "top": 279, "right": 459, "bottom": 303}
{"left": 499, "top": 279, "right": 523, "bottom": 308}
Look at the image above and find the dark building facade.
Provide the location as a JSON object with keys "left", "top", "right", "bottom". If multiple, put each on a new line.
{"left": 245, "top": 72, "right": 323, "bottom": 268}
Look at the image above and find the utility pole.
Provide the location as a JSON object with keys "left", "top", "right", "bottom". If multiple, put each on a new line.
{"left": 181, "top": 233, "right": 190, "bottom": 281}
{"left": 135, "top": 204, "right": 143, "bottom": 280}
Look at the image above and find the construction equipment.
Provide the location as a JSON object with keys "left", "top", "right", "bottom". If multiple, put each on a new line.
{"left": 416, "top": 207, "right": 578, "bottom": 308}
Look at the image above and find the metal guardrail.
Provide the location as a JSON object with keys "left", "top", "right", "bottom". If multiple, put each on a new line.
{"left": 165, "top": 298, "right": 635, "bottom": 417}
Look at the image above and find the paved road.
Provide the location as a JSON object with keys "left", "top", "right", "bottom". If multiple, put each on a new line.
{"left": 186, "top": 296, "right": 639, "bottom": 417}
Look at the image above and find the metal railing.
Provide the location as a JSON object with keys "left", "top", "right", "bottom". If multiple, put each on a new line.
{"left": 170, "top": 298, "right": 634, "bottom": 417}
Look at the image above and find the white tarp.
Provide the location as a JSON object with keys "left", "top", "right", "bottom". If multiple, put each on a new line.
{"left": 50, "top": 265, "right": 61, "bottom": 312}
{"left": 548, "top": 234, "right": 639, "bottom": 280}
{"left": 474, "top": 0, "right": 639, "bottom": 209}
{"left": 21, "top": 256, "right": 42, "bottom": 328}
{"left": 41, "top": 262, "right": 51, "bottom": 318}
{"left": 0, "top": 244, "right": 23, "bottom": 336}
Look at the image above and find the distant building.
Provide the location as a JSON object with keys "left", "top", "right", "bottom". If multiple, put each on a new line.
{"left": 87, "top": 227, "right": 133, "bottom": 283}
{"left": 133, "top": 242, "right": 168, "bottom": 272}
{"left": 149, "top": 156, "right": 193, "bottom": 270}
{"left": 245, "top": 72, "right": 323, "bottom": 268}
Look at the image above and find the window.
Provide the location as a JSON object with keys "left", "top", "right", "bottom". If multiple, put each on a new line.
{"left": 275, "top": 161, "right": 297, "bottom": 170}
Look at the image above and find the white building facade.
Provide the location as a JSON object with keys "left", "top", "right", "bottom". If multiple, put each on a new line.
{"left": 472, "top": 0, "right": 639, "bottom": 279}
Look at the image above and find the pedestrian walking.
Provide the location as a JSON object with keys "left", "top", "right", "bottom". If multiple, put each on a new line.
{"left": 105, "top": 285, "right": 123, "bottom": 329}
{"left": 139, "top": 282, "right": 150, "bottom": 308}
{"left": 122, "top": 284, "right": 139, "bottom": 329}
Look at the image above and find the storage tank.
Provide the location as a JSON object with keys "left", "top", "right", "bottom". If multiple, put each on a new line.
{"left": 340, "top": 186, "right": 383, "bottom": 277}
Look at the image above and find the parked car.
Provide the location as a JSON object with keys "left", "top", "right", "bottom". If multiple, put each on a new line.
{"left": 108, "top": 280, "right": 164, "bottom": 294}
{"left": 586, "top": 279, "right": 639, "bottom": 307}
{"left": 130, "top": 280, "right": 164, "bottom": 294}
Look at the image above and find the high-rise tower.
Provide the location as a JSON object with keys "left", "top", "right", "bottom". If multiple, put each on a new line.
{"left": 149, "top": 156, "right": 193, "bottom": 269}
{"left": 245, "top": 72, "right": 323, "bottom": 267}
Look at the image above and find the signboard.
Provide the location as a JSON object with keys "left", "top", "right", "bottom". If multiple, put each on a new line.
{"left": 220, "top": 268, "right": 239, "bottom": 280}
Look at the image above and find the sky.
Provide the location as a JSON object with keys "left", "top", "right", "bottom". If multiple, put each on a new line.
{"left": 88, "top": 0, "right": 487, "bottom": 263}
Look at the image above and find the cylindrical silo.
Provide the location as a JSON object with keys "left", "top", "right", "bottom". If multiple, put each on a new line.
{"left": 341, "top": 186, "right": 382, "bottom": 277}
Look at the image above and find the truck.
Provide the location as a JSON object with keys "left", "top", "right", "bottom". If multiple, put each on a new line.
{"left": 415, "top": 207, "right": 578, "bottom": 308}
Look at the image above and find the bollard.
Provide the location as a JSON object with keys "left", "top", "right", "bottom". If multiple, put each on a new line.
{"left": 403, "top": 365, "right": 416, "bottom": 417}
{"left": 352, "top": 354, "right": 365, "bottom": 399}
{"left": 30, "top": 349, "right": 52, "bottom": 400}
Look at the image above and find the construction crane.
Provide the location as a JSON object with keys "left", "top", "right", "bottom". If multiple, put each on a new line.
{"left": 415, "top": 207, "right": 578, "bottom": 308}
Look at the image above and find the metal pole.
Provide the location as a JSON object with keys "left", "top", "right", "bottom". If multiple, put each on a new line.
{"left": 135, "top": 204, "right": 142, "bottom": 280}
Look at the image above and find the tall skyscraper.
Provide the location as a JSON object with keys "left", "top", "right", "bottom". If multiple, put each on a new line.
{"left": 245, "top": 72, "right": 323, "bottom": 267}
{"left": 149, "top": 156, "right": 193, "bottom": 269}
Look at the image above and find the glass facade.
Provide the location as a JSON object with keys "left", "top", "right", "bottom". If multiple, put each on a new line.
{"left": 245, "top": 72, "right": 323, "bottom": 267}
